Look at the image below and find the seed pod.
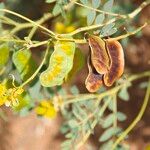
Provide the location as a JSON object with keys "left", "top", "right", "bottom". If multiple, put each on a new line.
{"left": 85, "top": 56, "right": 103, "bottom": 93}
{"left": 103, "top": 40, "right": 124, "bottom": 86}
{"left": 88, "top": 35, "right": 110, "bottom": 74}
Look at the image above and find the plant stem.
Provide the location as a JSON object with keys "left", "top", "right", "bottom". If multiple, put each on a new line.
{"left": 64, "top": 0, "right": 149, "bottom": 36}
{"left": 107, "top": 23, "right": 147, "bottom": 42}
{"left": 63, "top": 71, "right": 150, "bottom": 105}
{"left": 113, "top": 95, "right": 117, "bottom": 128}
{"left": 0, "top": 9, "right": 55, "bottom": 36}
{"left": 73, "top": 1, "right": 126, "bottom": 18}
{"left": 57, "top": 23, "right": 146, "bottom": 44}
{"left": 76, "top": 98, "right": 111, "bottom": 149}
{"left": 112, "top": 78, "right": 150, "bottom": 149}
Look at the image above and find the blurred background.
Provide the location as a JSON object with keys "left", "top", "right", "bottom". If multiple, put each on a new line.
{"left": 0, "top": 0, "right": 150, "bottom": 150}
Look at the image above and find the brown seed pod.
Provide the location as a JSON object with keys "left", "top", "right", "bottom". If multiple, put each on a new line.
{"left": 85, "top": 56, "right": 103, "bottom": 93}
{"left": 103, "top": 40, "right": 124, "bottom": 86}
{"left": 88, "top": 35, "right": 110, "bottom": 74}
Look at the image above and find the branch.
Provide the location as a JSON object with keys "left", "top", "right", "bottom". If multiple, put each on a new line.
{"left": 63, "top": 71, "right": 150, "bottom": 105}
{"left": 107, "top": 23, "right": 147, "bottom": 42}
{"left": 19, "top": 43, "right": 50, "bottom": 88}
{"left": 72, "top": 0, "right": 126, "bottom": 18}
{"left": 64, "top": 0, "right": 149, "bottom": 36}
{"left": 0, "top": 9, "right": 56, "bottom": 36}
{"left": 112, "top": 77, "right": 150, "bottom": 149}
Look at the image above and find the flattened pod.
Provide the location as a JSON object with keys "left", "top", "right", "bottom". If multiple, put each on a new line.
{"left": 103, "top": 40, "right": 124, "bottom": 86}
{"left": 40, "top": 41, "right": 75, "bottom": 87}
{"left": 88, "top": 35, "right": 110, "bottom": 74}
{"left": 85, "top": 56, "right": 103, "bottom": 93}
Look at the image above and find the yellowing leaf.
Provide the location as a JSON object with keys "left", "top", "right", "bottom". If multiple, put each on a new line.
{"left": 40, "top": 41, "right": 75, "bottom": 87}
{"left": 12, "top": 49, "right": 37, "bottom": 81}
{"left": 0, "top": 43, "right": 9, "bottom": 68}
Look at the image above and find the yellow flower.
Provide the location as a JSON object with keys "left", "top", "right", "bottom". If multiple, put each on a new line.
{"left": 35, "top": 100, "right": 57, "bottom": 118}
{"left": 55, "top": 22, "right": 65, "bottom": 34}
{"left": 0, "top": 83, "right": 7, "bottom": 106}
{"left": 65, "top": 26, "right": 75, "bottom": 33}
{"left": 54, "top": 22, "right": 75, "bottom": 34}
{"left": 0, "top": 82, "right": 24, "bottom": 107}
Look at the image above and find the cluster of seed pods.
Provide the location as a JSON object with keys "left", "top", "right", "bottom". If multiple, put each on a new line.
{"left": 85, "top": 34, "right": 124, "bottom": 93}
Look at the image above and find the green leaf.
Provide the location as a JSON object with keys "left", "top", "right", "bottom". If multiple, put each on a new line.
{"left": 87, "top": 10, "right": 96, "bottom": 25}
{"left": 103, "top": 0, "right": 114, "bottom": 12}
{"left": 139, "top": 81, "right": 148, "bottom": 89}
{"left": 68, "top": 119, "right": 78, "bottom": 128}
{"left": 0, "top": 43, "right": 9, "bottom": 68}
{"left": 102, "top": 114, "right": 115, "bottom": 128}
{"left": 12, "top": 49, "right": 37, "bottom": 81}
{"left": 92, "top": 0, "right": 101, "bottom": 8}
{"left": 70, "top": 86, "right": 79, "bottom": 95}
{"left": 108, "top": 98, "right": 113, "bottom": 111}
{"left": 80, "top": 0, "right": 88, "bottom": 5}
{"left": 13, "top": 92, "right": 33, "bottom": 113}
{"left": 0, "top": 3, "right": 5, "bottom": 16}
{"left": 40, "top": 40, "right": 75, "bottom": 87}
{"left": 100, "top": 23, "right": 117, "bottom": 37}
{"left": 117, "top": 112, "right": 127, "bottom": 122}
{"left": 45, "top": 0, "right": 56, "bottom": 3}
{"left": 52, "top": 3, "right": 61, "bottom": 15}
{"left": 95, "top": 14, "right": 105, "bottom": 24}
{"left": 99, "top": 127, "right": 121, "bottom": 142}
{"left": 28, "top": 80, "right": 44, "bottom": 100}
{"left": 118, "top": 87, "right": 129, "bottom": 101}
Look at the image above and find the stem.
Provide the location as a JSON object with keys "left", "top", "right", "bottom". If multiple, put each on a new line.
{"left": 0, "top": 38, "right": 25, "bottom": 43}
{"left": 73, "top": 1, "right": 126, "bottom": 18}
{"left": 0, "top": 16, "right": 18, "bottom": 26}
{"left": 19, "top": 43, "right": 50, "bottom": 88}
{"left": 112, "top": 78, "right": 150, "bottom": 149}
{"left": 0, "top": 9, "right": 55, "bottom": 36}
{"left": 28, "top": 13, "right": 53, "bottom": 39}
{"left": 63, "top": 71, "right": 150, "bottom": 105}
{"left": 107, "top": 23, "right": 147, "bottom": 42}
{"left": 76, "top": 98, "right": 111, "bottom": 149}
{"left": 64, "top": 0, "right": 149, "bottom": 36}
{"left": 57, "top": 23, "right": 146, "bottom": 44}
{"left": 28, "top": 40, "right": 48, "bottom": 48}
{"left": 128, "top": 0, "right": 150, "bottom": 19}
{"left": 113, "top": 95, "right": 117, "bottom": 128}
{"left": 27, "top": 0, "right": 76, "bottom": 39}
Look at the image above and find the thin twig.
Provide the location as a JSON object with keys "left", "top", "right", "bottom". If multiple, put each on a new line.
{"left": 112, "top": 77, "right": 150, "bottom": 149}
{"left": 62, "top": 0, "right": 149, "bottom": 36}
{"left": 19, "top": 43, "right": 50, "bottom": 88}
{"left": 63, "top": 71, "right": 150, "bottom": 105}
{"left": 73, "top": 1, "right": 126, "bottom": 18}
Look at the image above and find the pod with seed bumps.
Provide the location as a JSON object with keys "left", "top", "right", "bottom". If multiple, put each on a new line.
{"left": 103, "top": 40, "right": 124, "bottom": 86}
{"left": 87, "top": 34, "right": 110, "bottom": 74}
{"left": 85, "top": 56, "right": 103, "bottom": 93}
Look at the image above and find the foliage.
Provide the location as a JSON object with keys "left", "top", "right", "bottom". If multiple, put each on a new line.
{"left": 0, "top": 0, "right": 149, "bottom": 150}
